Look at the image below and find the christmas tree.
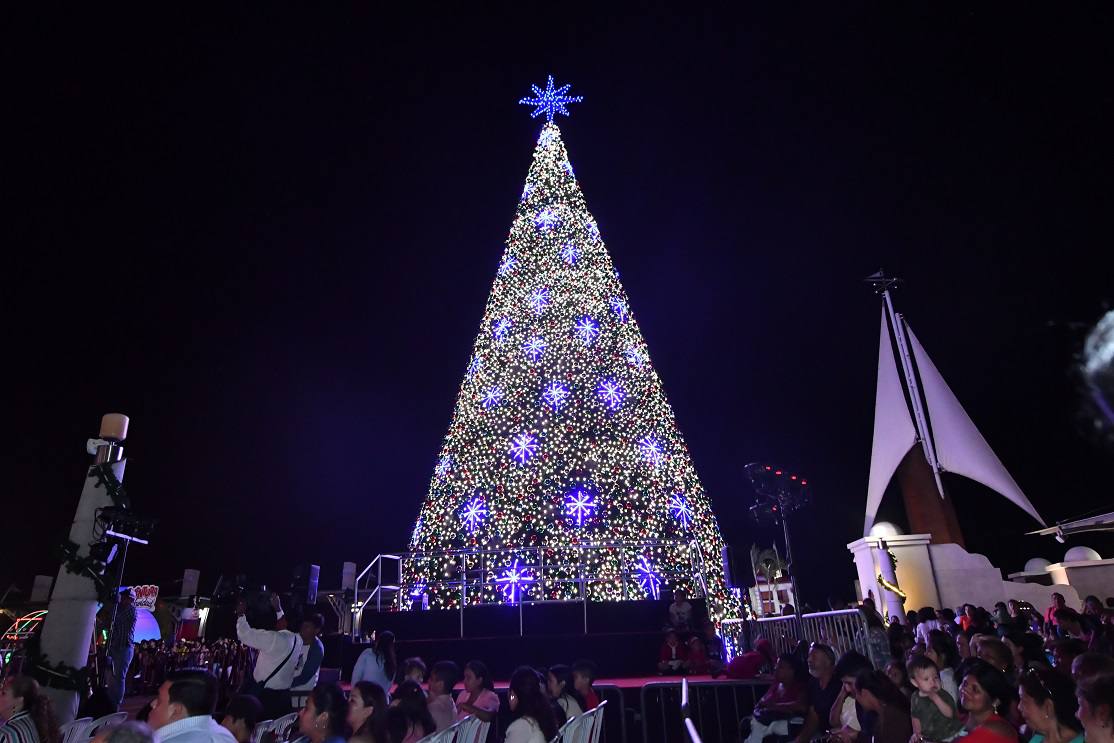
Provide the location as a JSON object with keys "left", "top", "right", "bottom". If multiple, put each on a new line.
{"left": 406, "top": 78, "right": 738, "bottom": 621}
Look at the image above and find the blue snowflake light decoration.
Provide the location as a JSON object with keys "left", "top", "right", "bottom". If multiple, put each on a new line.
{"left": 669, "top": 493, "right": 694, "bottom": 529}
{"left": 542, "top": 380, "right": 570, "bottom": 411}
{"left": 409, "top": 582, "right": 426, "bottom": 599}
{"left": 574, "top": 316, "right": 600, "bottom": 346}
{"left": 498, "top": 255, "right": 517, "bottom": 276}
{"left": 435, "top": 456, "right": 452, "bottom": 478}
{"left": 509, "top": 432, "right": 538, "bottom": 465}
{"left": 518, "top": 76, "right": 583, "bottom": 123}
{"left": 587, "top": 219, "right": 600, "bottom": 240}
{"left": 560, "top": 241, "right": 579, "bottom": 265}
{"left": 625, "top": 346, "right": 646, "bottom": 369}
{"left": 528, "top": 286, "right": 551, "bottom": 314}
{"left": 563, "top": 159, "right": 575, "bottom": 178}
{"left": 636, "top": 556, "right": 661, "bottom": 600}
{"left": 495, "top": 559, "right": 535, "bottom": 604}
{"left": 535, "top": 208, "right": 560, "bottom": 231}
{"left": 639, "top": 434, "right": 664, "bottom": 466}
{"left": 482, "top": 386, "right": 504, "bottom": 409}
{"left": 522, "top": 336, "right": 547, "bottom": 362}
{"left": 609, "top": 296, "right": 629, "bottom": 323}
{"left": 409, "top": 516, "right": 422, "bottom": 548}
{"left": 492, "top": 316, "right": 512, "bottom": 341}
{"left": 460, "top": 497, "right": 488, "bottom": 533}
{"left": 564, "top": 487, "right": 597, "bottom": 527}
{"left": 597, "top": 378, "right": 625, "bottom": 410}
{"left": 521, "top": 182, "right": 534, "bottom": 201}
{"left": 467, "top": 354, "right": 482, "bottom": 379}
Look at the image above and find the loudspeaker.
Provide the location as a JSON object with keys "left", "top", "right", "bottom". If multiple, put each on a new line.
{"left": 291, "top": 564, "right": 320, "bottom": 606}
{"left": 182, "top": 569, "right": 200, "bottom": 597}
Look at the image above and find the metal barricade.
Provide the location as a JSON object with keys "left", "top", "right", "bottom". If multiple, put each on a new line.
{"left": 742, "top": 609, "right": 871, "bottom": 661}
{"left": 641, "top": 679, "right": 767, "bottom": 743}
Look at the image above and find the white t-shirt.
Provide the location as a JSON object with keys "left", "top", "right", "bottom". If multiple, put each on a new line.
{"left": 504, "top": 717, "right": 546, "bottom": 743}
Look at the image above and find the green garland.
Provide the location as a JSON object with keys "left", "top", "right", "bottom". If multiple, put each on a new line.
{"left": 90, "top": 462, "right": 130, "bottom": 508}
{"left": 57, "top": 539, "right": 118, "bottom": 605}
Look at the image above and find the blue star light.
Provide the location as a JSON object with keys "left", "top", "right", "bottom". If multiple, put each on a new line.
{"left": 460, "top": 497, "right": 488, "bottom": 533}
{"left": 523, "top": 336, "right": 547, "bottom": 362}
{"left": 482, "top": 386, "right": 504, "bottom": 409}
{"left": 535, "top": 208, "right": 560, "bottom": 231}
{"left": 636, "top": 556, "right": 661, "bottom": 600}
{"left": 625, "top": 345, "right": 646, "bottom": 369}
{"left": 521, "top": 182, "right": 534, "bottom": 201}
{"left": 519, "top": 76, "right": 583, "bottom": 123}
{"left": 528, "top": 286, "right": 551, "bottom": 314}
{"left": 542, "top": 380, "right": 570, "bottom": 411}
{"left": 509, "top": 432, "right": 538, "bottom": 465}
{"left": 496, "top": 559, "right": 535, "bottom": 604}
{"left": 597, "top": 378, "right": 625, "bottom": 410}
{"left": 587, "top": 219, "right": 600, "bottom": 240}
{"left": 492, "top": 316, "right": 512, "bottom": 341}
{"left": 669, "top": 493, "right": 694, "bottom": 529}
{"left": 564, "top": 487, "right": 597, "bottom": 527}
{"left": 563, "top": 159, "right": 575, "bottom": 178}
{"left": 467, "top": 354, "right": 482, "bottom": 379}
{"left": 639, "top": 434, "right": 664, "bottom": 466}
{"left": 435, "top": 456, "right": 452, "bottom": 478}
{"left": 498, "top": 255, "right": 517, "bottom": 276}
{"left": 409, "top": 582, "right": 427, "bottom": 598}
{"left": 574, "top": 316, "right": 600, "bottom": 346}
{"left": 610, "top": 296, "right": 629, "bottom": 323}
{"left": 561, "top": 242, "right": 579, "bottom": 265}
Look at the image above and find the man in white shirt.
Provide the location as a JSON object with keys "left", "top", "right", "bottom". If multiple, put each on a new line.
{"left": 235, "top": 594, "right": 300, "bottom": 719}
{"left": 149, "top": 670, "right": 237, "bottom": 743}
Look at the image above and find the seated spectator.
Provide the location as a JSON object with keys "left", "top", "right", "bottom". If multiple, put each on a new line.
{"left": 1082, "top": 596, "right": 1104, "bottom": 619}
{"left": 914, "top": 608, "right": 942, "bottom": 647}
{"left": 401, "top": 658, "right": 426, "bottom": 687}
{"left": 1045, "top": 594, "right": 1067, "bottom": 629}
{"left": 426, "top": 661, "right": 458, "bottom": 732}
{"left": 505, "top": 667, "right": 559, "bottom": 743}
{"left": 219, "top": 695, "right": 263, "bottom": 743}
{"left": 1071, "top": 652, "right": 1114, "bottom": 684}
{"left": 347, "top": 682, "right": 388, "bottom": 743}
{"left": 829, "top": 651, "right": 874, "bottom": 743}
{"left": 744, "top": 654, "right": 808, "bottom": 743}
{"left": 148, "top": 670, "right": 237, "bottom": 743}
{"left": 793, "top": 643, "right": 839, "bottom": 743}
{"left": 687, "top": 636, "right": 710, "bottom": 675}
{"left": 544, "top": 665, "right": 582, "bottom": 723}
{"left": 906, "top": 655, "right": 964, "bottom": 743}
{"left": 700, "top": 622, "right": 726, "bottom": 677}
{"left": 657, "top": 630, "right": 689, "bottom": 674}
{"left": 456, "top": 661, "right": 499, "bottom": 723}
{"left": 97, "top": 723, "right": 156, "bottom": 743}
{"left": 1003, "top": 632, "right": 1049, "bottom": 673}
{"left": 726, "top": 638, "right": 775, "bottom": 680}
{"left": 1055, "top": 608, "right": 1112, "bottom": 654}
{"left": 572, "top": 659, "right": 600, "bottom": 711}
{"left": 294, "top": 683, "right": 347, "bottom": 743}
{"left": 0, "top": 676, "right": 59, "bottom": 743}
{"left": 669, "top": 589, "right": 694, "bottom": 631}
{"left": 883, "top": 660, "right": 913, "bottom": 699}
{"left": 352, "top": 632, "right": 397, "bottom": 701}
{"left": 976, "top": 637, "right": 1016, "bottom": 679}
{"left": 1052, "top": 639, "right": 1087, "bottom": 677}
{"left": 924, "top": 630, "right": 961, "bottom": 701}
{"left": 386, "top": 681, "right": 434, "bottom": 743}
{"left": 854, "top": 670, "right": 913, "bottom": 743}
{"left": 1074, "top": 667, "right": 1114, "bottom": 743}
{"left": 958, "top": 659, "right": 1018, "bottom": 743}
{"left": 1017, "top": 668, "right": 1083, "bottom": 743}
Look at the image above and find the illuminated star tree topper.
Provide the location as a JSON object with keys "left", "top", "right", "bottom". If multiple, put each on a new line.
{"left": 519, "top": 76, "right": 583, "bottom": 122}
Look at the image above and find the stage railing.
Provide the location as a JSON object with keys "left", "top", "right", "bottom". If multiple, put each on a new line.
{"left": 642, "top": 678, "right": 767, "bottom": 743}
{"left": 353, "top": 540, "right": 713, "bottom": 638}
{"left": 720, "top": 609, "right": 873, "bottom": 662}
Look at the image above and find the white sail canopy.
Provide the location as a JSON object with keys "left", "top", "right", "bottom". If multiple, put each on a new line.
{"left": 906, "top": 325, "right": 1046, "bottom": 527}
{"left": 865, "top": 308, "right": 918, "bottom": 534}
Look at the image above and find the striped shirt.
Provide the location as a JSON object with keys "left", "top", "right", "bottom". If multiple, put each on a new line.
{"left": 0, "top": 711, "right": 39, "bottom": 743}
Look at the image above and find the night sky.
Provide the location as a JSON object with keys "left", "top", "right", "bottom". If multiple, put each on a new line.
{"left": 10, "top": 7, "right": 1113, "bottom": 608}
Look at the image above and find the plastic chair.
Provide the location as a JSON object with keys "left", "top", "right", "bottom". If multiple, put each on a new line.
{"left": 549, "top": 715, "right": 577, "bottom": 743}
{"left": 416, "top": 720, "right": 462, "bottom": 743}
{"left": 270, "top": 713, "right": 299, "bottom": 742}
{"left": 454, "top": 716, "right": 489, "bottom": 743}
{"left": 587, "top": 701, "right": 607, "bottom": 743}
{"left": 249, "top": 719, "right": 274, "bottom": 743}
{"left": 60, "top": 717, "right": 93, "bottom": 743}
{"left": 85, "top": 712, "right": 128, "bottom": 738}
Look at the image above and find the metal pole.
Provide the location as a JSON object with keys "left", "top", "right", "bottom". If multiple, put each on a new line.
{"left": 780, "top": 506, "right": 802, "bottom": 619}
{"left": 460, "top": 553, "right": 467, "bottom": 638}
{"left": 376, "top": 558, "right": 382, "bottom": 612}
{"left": 882, "top": 287, "right": 947, "bottom": 500}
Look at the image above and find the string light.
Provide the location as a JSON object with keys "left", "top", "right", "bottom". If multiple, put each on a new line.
{"left": 518, "top": 76, "right": 583, "bottom": 122}
{"left": 407, "top": 120, "right": 738, "bottom": 621}
{"left": 496, "top": 559, "right": 535, "bottom": 603}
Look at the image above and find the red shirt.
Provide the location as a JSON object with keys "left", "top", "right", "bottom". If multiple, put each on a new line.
{"left": 582, "top": 687, "right": 600, "bottom": 710}
{"left": 659, "top": 641, "right": 689, "bottom": 663}
{"left": 726, "top": 650, "right": 767, "bottom": 679}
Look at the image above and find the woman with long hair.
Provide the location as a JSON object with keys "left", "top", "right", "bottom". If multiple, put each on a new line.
{"left": 545, "top": 665, "right": 582, "bottom": 723}
{"left": 745, "top": 654, "right": 809, "bottom": 743}
{"left": 347, "top": 682, "right": 389, "bottom": 743}
{"left": 854, "top": 669, "right": 912, "bottom": 743}
{"left": 925, "top": 629, "right": 962, "bottom": 701}
{"left": 1075, "top": 670, "right": 1113, "bottom": 743}
{"left": 1017, "top": 668, "right": 1083, "bottom": 743}
{"left": 295, "top": 682, "right": 347, "bottom": 743}
{"left": 386, "top": 681, "right": 434, "bottom": 743}
{"left": 456, "top": 660, "right": 499, "bottom": 723}
{"left": 0, "top": 676, "right": 59, "bottom": 743}
{"left": 958, "top": 659, "right": 1018, "bottom": 743}
{"left": 352, "top": 631, "right": 397, "bottom": 697}
{"left": 506, "top": 667, "right": 558, "bottom": 743}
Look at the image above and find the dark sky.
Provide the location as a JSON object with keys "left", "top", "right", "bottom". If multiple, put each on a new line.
{"left": 9, "top": 6, "right": 1113, "bottom": 608}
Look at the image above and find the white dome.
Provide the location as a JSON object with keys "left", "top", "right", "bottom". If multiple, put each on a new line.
{"left": 1024, "top": 557, "right": 1052, "bottom": 572}
{"left": 1064, "top": 546, "right": 1102, "bottom": 562}
{"left": 870, "top": 522, "right": 903, "bottom": 538}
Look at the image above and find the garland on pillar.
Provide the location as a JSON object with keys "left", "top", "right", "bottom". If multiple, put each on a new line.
{"left": 876, "top": 548, "right": 907, "bottom": 603}
{"left": 23, "top": 636, "right": 91, "bottom": 692}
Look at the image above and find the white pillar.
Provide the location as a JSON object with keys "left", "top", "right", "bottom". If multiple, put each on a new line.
{"left": 37, "top": 414, "right": 128, "bottom": 724}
